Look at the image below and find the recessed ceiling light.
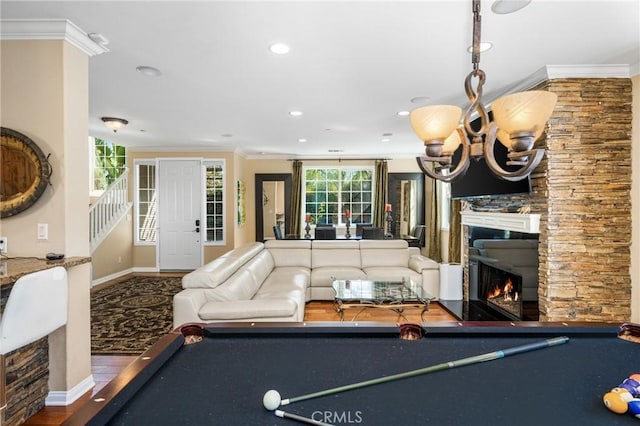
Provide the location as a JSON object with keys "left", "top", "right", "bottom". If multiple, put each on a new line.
{"left": 467, "top": 42, "right": 493, "bottom": 53}
{"left": 410, "top": 96, "right": 431, "bottom": 104}
{"left": 491, "top": 0, "right": 532, "bottom": 14}
{"left": 136, "top": 65, "right": 162, "bottom": 77}
{"left": 289, "top": 110, "right": 303, "bottom": 117}
{"left": 298, "top": 138, "right": 307, "bottom": 143}
{"left": 381, "top": 138, "right": 391, "bottom": 143}
{"left": 269, "top": 43, "right": 290, "bottom": 55}
{"left": 397, "top": 111, "right": 410, "bottom": 116}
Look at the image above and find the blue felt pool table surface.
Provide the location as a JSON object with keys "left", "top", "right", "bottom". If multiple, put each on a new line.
{"left": 64, "top": 322, "right": 640, "bottom": 426}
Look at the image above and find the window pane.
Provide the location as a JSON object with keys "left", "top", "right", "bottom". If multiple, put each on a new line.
{"left": 205, "top": 162, "right": 225, "bottom": 243}
{"left": 303, "top": 166, "right": 374, "bottom": 226}
{"left": 92, "top": 138, "right": 126, "bottom": 191}
{"left": 135, "top": 162, "right": 157, "bottom": 243}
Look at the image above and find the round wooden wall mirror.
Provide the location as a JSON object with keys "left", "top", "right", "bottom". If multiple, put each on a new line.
{"left": 1, "top": 127, "right": 52, "bottom": 218}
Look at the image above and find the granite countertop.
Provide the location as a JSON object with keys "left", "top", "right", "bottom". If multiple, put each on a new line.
{"left": 0, "top": 256, "right": 91, "bottom": 286}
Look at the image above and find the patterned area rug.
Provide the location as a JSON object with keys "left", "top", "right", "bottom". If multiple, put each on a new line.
{"left": 91, "top": 276, "right": 183, "bottom": 355}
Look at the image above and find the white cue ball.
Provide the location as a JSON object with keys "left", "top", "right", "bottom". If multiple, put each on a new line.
{"left": 263, "top": 390, "right": 281, "bottom": 411}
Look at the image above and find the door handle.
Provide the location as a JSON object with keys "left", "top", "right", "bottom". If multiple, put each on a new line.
{"left": 194, "top": 227, "right": 200, "bottom": 233}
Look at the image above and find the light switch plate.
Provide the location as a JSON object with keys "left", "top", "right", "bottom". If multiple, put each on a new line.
{"left": 37, "top": 223, "right": 48, "bottom": 240}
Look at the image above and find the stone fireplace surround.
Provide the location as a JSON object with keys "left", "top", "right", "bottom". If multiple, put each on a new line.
{"left": 440, "top": 75, "right": 633, "bottom": 323}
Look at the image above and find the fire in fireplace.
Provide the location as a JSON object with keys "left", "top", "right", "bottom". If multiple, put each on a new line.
{"left": 479, "top": 262, "right": 523, "bottom": 320}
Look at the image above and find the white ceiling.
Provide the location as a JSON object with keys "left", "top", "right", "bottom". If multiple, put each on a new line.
{"left": 2, "top": 1, "right": 639, "bottom": 159}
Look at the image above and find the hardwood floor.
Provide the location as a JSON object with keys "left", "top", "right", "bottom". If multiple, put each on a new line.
{"left": 24, "top": 301, "right": 457, "bottom": 425}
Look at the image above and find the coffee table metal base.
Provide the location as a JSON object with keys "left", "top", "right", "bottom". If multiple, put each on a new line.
{"left": 333, "top": 300, "right": 431, "bottom": 322}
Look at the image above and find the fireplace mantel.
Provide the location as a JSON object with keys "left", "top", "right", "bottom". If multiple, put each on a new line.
{"left": 461, "top": 211, "right": 540, "bottom": 234}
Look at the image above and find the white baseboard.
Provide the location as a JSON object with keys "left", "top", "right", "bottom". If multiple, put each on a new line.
{"left": 45, "top": 374, "right": 96, "bottom": 406}
{"left": 91, "top": 268, "right": 134, "bottom": 287}
{"left": 132, "top": 266, "right": 160, "bottom": 273}
{"left": 91, "top": 266, "right": 163, "bottom": 287}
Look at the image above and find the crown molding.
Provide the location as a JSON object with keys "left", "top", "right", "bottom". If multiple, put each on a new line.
{"left": 485, "top": 64, "right": 633, "bottom": 105}
{"left": 0, "top": 19, "right": 109, "bottom": 56}
{"left": 544, "top": 64, "right": 631, "bottom": 79}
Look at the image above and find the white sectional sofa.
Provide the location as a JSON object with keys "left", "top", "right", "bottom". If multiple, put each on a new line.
{"left": 173, "top": 239, "right": 440, "bottom": 328}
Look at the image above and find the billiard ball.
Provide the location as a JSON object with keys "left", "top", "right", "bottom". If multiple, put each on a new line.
{"left": 603, "top": 388, "right": 633, "bottom": 414}
{"left": 628, "top": 399, "right": 640, "bottom": 419}
{"left": 263, "top": 390, "right": 282, "bottom": 411}
{"left": 620, "top": 378, "right": 640, "bottom": 398}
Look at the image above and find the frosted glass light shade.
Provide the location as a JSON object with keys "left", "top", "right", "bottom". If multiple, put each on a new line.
{"left": 101, "top": 117, "right": 128, "bottom": 132}
{"left": 442, "top": 127, "right": 464, "bottom": 154}
{"left": 410, "top": 105, "right": 462, "bottom": 143}
{"left": 491, "top": 91, "right": 557, "bottom": 137}
{"left": 496, "top": 128, "right": 543, "bottom": 149}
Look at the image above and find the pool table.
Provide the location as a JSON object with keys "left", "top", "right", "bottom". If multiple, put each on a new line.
{"left": 63, "top": 322, "right": 640, "bottom": 425}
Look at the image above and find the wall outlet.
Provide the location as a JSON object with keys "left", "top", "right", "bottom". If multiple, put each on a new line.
{"left": 0, "top": 236, "right": 6, "bottom": 253}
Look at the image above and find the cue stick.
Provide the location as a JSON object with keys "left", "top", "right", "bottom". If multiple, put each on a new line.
{"left": 275, "top": 409, "right": 333, "bottom": 426}
{"left": 281, "top": 336, "right": 569, "bottom": 406}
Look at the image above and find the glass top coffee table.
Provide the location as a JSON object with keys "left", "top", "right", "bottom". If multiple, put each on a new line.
{"left": 332, "top": 277, "right": 433, "bottom": 322}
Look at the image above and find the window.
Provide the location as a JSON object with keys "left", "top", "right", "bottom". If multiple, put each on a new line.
{"left": 90, "top": 137, "right": 126, "bottom": 192}
{"left": 134, "top": 160, "right": 157, "bottom": 244}
{"left": 303, "top": 167, "right": 374, "bottom": 225}
{"left": 204, "top": 161, "right": 225, "bottom": 243}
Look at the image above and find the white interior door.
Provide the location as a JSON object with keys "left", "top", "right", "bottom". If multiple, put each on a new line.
{"left": 158, "top": 159, "right": 202, "bottom": 270}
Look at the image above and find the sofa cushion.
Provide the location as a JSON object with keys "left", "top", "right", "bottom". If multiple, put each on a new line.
{"left": 182, "top": 242, "right": 264, "bottom": 289}
{"left": 261, "top": 267, "right": 309, "bottom": 291}
{"left": 359, "top": 239, "right": 410, "bottom": 269}
{"left": 207, "top": 269, "right": 261, "bottom": 302}
{"left": 264, "top": 239, "right": 312, "bottom": 268}
{"left": 362, "top": 267, "right": 422, "bottom": 285}
{"left": 221, "top": 241, "right": 265, "bottom": 259}
{"left": 311, "top": 240, "right": 361, "bottom": 268}
{"left": 409, "top": 255, "right": 439, "bottom": 272}
{"left": 199, "top": 299, "right": 297, "bottom": 320}
{"left": 311, "top": 266, "right": 366, "bottom": 289}
{"left": 244, "top": 251, "right": 276, "bottom": 287}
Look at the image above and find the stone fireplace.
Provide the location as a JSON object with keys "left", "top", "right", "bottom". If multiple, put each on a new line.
{"left": 441, "top": 75, "right": 632, "bottom": 324}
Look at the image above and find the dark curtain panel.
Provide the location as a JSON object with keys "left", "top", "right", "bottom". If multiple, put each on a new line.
{"left": 290, "top": 160, "right": 303, "bottom": 237}
{"left": 427, "top": 177, "right": 442, "bottom": 262}
{"left": 374, "top": 160, "right": 388, "bottom": 228}
{"left": 448, "top": 199, "right": 461, "bottom": 263}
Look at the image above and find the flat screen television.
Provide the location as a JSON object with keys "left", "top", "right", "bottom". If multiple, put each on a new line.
{"left": 449, "top": 138, "right": 532, "bottom": 199}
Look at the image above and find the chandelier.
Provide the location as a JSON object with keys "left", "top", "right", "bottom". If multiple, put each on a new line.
{"left": 410, "top": 0, "right": 557, "bottom": 182}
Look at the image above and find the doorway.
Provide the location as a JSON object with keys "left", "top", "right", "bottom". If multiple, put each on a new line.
{"left": 158, "top": 159, "right": 202, "bottom": 270}
{"left": 255, "top": 173, "right": 292, "bottom": 241}
{"left": 387, "top": 173, "right": 425, "bottom": 238}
